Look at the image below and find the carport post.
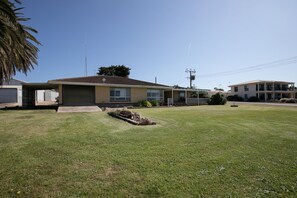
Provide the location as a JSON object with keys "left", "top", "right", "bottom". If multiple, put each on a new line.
{"left": 198, "top": 89, "right": 199, "bottom": 106}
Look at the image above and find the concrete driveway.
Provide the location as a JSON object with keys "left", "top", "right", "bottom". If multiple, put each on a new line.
{"left": 57, "top": 106, "right": 102, "bottom": 113}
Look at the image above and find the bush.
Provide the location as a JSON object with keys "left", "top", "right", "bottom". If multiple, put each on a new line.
{"left": 139, "top": 100, "right": 152, "bottom": 107}
{"left": 247, "top": 96, "right": 260, "bottom": 102}
{"left": 207, "top": 93, "right": 227, "bottom": 105}
{"left": 149, "top": 100, "right": 159, "bottom": 107}
{"left": 190, "top": 92, "right": 198, "bottom": 98}
{"left": 227, "top": 95, "right": 244, "bottom": 101}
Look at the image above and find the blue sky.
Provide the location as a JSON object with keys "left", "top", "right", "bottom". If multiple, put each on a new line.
{"left": 16, "top": 0, "right": 297, "bottom": 90}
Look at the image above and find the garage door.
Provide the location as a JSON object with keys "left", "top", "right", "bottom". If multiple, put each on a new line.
{"left": 0, "top": 88, "right": 17, "bottom": 103}
{"left": 62, "top": 85, "right": 95, "bottom": 106}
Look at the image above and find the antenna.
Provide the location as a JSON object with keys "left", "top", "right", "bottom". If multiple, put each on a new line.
{"left": 85, "top": 56, "right": 88, "bottom": 76}
{"left": 185, "top": 68, "right": 196, "bottom": 88}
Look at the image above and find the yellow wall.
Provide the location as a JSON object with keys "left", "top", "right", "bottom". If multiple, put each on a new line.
{"left": 131, "top": 87, "right": 147, "bottom": 102}
{"left": 95, "top": 86, "right": 147, "bottom": 103}
{"left": 95, "top": 86, "right": 109, "bottom": 103}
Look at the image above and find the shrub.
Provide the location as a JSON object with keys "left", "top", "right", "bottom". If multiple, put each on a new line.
{"left": 247, "top": 96, "right": 260, "bottom": 102}
{"left": 149, "top": 100, "right": 159, "bottom": 107}
{"left": 207, "top": 93, "right": 227, "bottom": 105}
{"left": 227, "top": 95, "right": 244, "bottom": 101}
{"left": 190, "top": 92, "right": 198, "bottom": 98}
{"left": 139, "top": 100, "right": 152, "bottom": 107}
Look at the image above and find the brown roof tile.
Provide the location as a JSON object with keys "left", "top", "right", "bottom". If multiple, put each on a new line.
{"left": 49, "top": 75, "right": 169, "bottom": 87}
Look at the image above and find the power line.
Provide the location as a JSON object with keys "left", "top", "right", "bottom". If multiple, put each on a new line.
{"left": 198, "top": 56, "right": 297, "bottom": 78}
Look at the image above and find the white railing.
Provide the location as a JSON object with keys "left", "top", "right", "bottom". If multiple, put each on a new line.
{"left": 167, "top": 98, "right": 208, "bottom": 106}
{"left": 186, "top": 98, "right": 208, "bottom": 105}
{"left": 167, "top": 98, "right": 173, "bottom": 106}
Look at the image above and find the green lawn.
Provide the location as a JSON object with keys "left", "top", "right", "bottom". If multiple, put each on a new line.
{"left": 0, "top": 105, "right": 296, "bottom": 197}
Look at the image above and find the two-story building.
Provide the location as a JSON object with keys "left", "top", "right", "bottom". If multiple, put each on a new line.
{"left": 229, "top": 80, "right": 296, "bottom": 101}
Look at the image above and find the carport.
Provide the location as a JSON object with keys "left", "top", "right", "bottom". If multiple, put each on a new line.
{"left": 22, "top": 83, "right": 59, "bottom": 107}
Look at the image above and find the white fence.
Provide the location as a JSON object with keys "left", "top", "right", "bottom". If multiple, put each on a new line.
{"left": 186, "top": 98, "right": 208, "bottom": 105}
{"left": 167, "top": 98, "right": 208, "bottom": 106}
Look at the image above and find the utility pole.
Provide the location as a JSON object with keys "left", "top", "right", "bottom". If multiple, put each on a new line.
{"left": 185, "top": 68, "right": 196, "bottom": 88}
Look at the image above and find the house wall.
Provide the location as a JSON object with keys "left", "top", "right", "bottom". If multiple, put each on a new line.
{"left": 95, "top": 86, "right": 109, "bottom": 103}
{"left": 131, "top": 87, "right": 147, "bottom": 102}
{"left": 95, "top": 86, "right": 148, "bottom": 103}
{"left": 231, "top": 83, "right": 257, "bottom": 100}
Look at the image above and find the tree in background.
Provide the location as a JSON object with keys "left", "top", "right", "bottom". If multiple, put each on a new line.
{"left": 207, "top": 93, "right": 227, "bottom": 105}
{"left": 0, "top": 0, "right": 41, "bottom": 83}
{"left": 97, "top": 65, "right": 131, "bottom": 77}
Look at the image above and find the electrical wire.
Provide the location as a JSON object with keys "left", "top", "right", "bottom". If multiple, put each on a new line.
{"left": 198, "top": 56, "right": 297, "bottom": 78}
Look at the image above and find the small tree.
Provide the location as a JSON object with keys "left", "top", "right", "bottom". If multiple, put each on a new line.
{"left": 97, "top": 65, "right": 130, "bottom": 77}
{"left": 208, "top": 93, "right": 227, "bottom": 105}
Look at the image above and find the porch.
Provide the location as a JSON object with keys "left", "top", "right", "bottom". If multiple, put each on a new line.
{"left": 164, "top": 88, "right": 209, "bottom": 106}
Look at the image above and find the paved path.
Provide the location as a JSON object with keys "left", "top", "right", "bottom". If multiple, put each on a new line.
{"left": 57, "top": 106, "right": 102, "bottom": 113}
{"left": 227, "top": 101, "right": 297, "bottom": 107}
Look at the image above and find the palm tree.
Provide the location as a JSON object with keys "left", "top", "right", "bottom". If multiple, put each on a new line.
{"left": 0, "top": 0, "right": 40, "bottom": 83}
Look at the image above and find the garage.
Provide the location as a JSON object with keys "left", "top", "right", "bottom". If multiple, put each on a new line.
{"left": 62, "top": 85, "right": 95, "bottom": 106}
{"left": 0, "top": 88, "right": 17, "bottom": 103}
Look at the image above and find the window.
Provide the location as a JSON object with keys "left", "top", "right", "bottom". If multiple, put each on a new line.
{"left": 234, "top": 87, "right": 238, "bottom": 92}
{"left": 244, "top": 85, "right": 249, "bottom": 91}
{"left": 244, "top": 94, "right": 248, "bottom": 100}
{"left": 179, "top": 92, "right": 185, "bottom": 97}
{"left": 147, "top": 89, "right": 164, "bottom": 101}
{"left": 110, "top": 88, "right": 130, "bottom": 102}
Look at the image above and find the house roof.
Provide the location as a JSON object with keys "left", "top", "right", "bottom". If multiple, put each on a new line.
{"left": 171, "top": 85, "right": 210, "bottom": 92}
{"left": 1, "top": 78, "right": 27, "bottom": 86}
{"left": 229, "top": 80, "right": 295, "bottom": 87}
{"left": 48, "top": 75, "right": 170, "bottom": 88}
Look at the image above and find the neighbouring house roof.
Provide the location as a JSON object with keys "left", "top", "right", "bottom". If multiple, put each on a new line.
{"left": 48, "top": 75, "right": 170, "bottom": 89}
{"left": 229, "top": 80, "right": 295, "bottom": 87}
{"left": 1, "top": 78, "right": 27, "bottom": 86}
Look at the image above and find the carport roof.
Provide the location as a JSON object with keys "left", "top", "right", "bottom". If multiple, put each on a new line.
{"left": 22, "top": 83, "right": 58, "bottom": 90}
{"left": 48, "top": 75, "right": 170, "bottom": 88}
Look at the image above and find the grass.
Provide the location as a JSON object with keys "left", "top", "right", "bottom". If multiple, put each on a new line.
{"left": 0, "top": 105, "right": 296, "bottom": 197}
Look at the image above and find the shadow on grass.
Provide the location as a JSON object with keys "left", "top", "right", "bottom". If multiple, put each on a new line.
{"left": 0, "top": 105, "right": 58, "bottom": 111}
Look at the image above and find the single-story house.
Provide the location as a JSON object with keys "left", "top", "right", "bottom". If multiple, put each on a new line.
{"left": 20, "top": 75, "right": 208, "bottom": 107}
{"left": 0, "top": 78, "right": 24, "bottom": 106}
{"left": 48, "top": 75, "right": 169, "bottom": 106}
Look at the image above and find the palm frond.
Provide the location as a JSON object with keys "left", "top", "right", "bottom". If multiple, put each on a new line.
{"left": 0, "top": 0, "right": 41, "bottom": 83}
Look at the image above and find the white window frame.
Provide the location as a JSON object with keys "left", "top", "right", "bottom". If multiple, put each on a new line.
{"left": 147, "top": 89, "right": 164, "bottom": 101}
{"left": 110, "top": 88, "right": 131, "bottom": 102}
